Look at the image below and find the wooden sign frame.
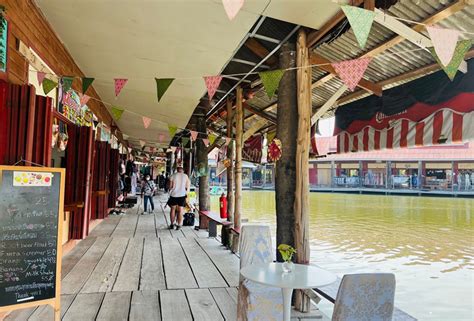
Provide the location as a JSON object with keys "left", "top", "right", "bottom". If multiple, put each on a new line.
{"left": 0, "top": 166, "right": 65, "bottom": 321}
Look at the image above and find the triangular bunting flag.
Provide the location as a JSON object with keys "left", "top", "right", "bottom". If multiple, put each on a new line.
{"left": 42, "top": 78, "right": 58, "bottom": 95}
{"left": 37, "top": 72, "right": 46, "bottom": 86}
{"left": 190, "top": 131, "right": 198, "bottom": 141}
{"left": 155, "top": 78, "right": 174, "bottom": 102}
{"left": 168, "top": 124, "right": 178, "bottom": 138}
{"left": 332, "top": 57, "right": 372, "bottom": 91}
{"left": 341, "top": 5, "right": 375, "bottom": 49}
{"left": 128, "top": 147, "right": 132, "bottom": 153}
{"left": 208, "top": 134, "right": 217, "bottom": 145}
{"left": 139, "top": 140, "right": 146, "bottom": 148}
{"left": 430, "top": 40, "right": 471, "bottom": 81}
{"left": 202, "top": 138, "right": 210, "bottom": 147}
{"left": 225, "top": 137, "right": 232, "bottom": 146}
{"left": 267, "top": 131, "right": 276, "bottom": 145}
{"left": 158, "top": 133, "right": 166, "bottom": 142}
{"left": 222, "top": 0, "right": 244, "bottom": 20}
{"left": 184, "top": 148, "right": 191, "bottom": 153}
{"left": 170, "top": 146, "right": 177, "bottom": 153}
{"left": 82, "top": 77, "right": 94, "bottom": 94}
{"left": 259, "top": 70, "right": 285, "bottom": 99}
{"left": 182, "top": 137, "right": 190, "bottom": 146}
{"left": 79, "top": 94, "right": 91, "bottom": 106}
{"left": 62, "top": 76, "right": 74, "bottom": 92}
{"left": 114, "top": 78, "right": 128, "bottom": 97}
{"left": 427, "top": 26, "right": 461, "bottom": 67}
{"left": 110, "top": 106, "right": 125, "bottom": 121}
{"left": 203, "top": 76, "right": 223, "bottom": 101}
{"left": 142, "top": 116, "right": 152, "bottom": 129}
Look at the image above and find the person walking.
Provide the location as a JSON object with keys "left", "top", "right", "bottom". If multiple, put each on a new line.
{"left": 141, "top": 174, "right": 156, "bottom": 214}
{"left": 167, "top": 164, "right": 190, "bottom": 230}
{"left": 164, "top": 172, "right": 170, "bottom": 193}
{"left": 158, "top": 171, "right": 166, "bottom": 190}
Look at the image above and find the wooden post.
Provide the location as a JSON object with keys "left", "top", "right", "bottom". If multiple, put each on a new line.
{"left": 226, "top": 98, "right": 235, "bottom": 223}
{"left": 232, "top": 86, "right": 243, "bottom": 252}
{"left": 294, "top": 28, "right": 312, "bottom": 312}
{"left": 197, "top": 115, "right": 210, "bottom": 228}
{"left": 275, "top": 42, "right": 297, "bottom": 260}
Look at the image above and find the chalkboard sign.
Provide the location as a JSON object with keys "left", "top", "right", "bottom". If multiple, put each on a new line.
{"left": 0, "top": 166, "right": 64, "bottom": 318}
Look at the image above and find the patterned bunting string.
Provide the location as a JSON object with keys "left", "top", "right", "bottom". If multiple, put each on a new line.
{"left": 430, "top": 39, "right": 472, "bottom": 81}
{"left": 114, "top": 78, "right": 128, "bottom": 97}
{"left": 110, "top": 106, "right": 125, "bottom": 121}
{"left": 190, "top": 131, "right": 198, "bottom": 141}
{"left": 426, "top": 26, "right": 461, "bottom": 67}
{"left": 208, "top": 134, "right": 217, "bottom": 145}
{"left": 142, "top": 116, "right": 152, "bottom": 129}
{"left": 202, "top": 138, "right": 210, "bottom": 147}
{"left": 168, "top": 124, "right": 178, "bottom": 138}
{"left": 80, "top": 94, "right": 91, "bottom": 106}
{"left": 341, "top": 5, "right": 375, "bottom": 49}
{"left": 37, "top": 72, "right": 46, "bottom": 86}
{"left": 222, "top": 0, "right": 244, "bottom": 20}
{"left": 42, "top": 78, "right": 57, "bottom": 95}
{"left": 259, "top": 69, "right": 285, "bottom": 99}
{"left": 155, "top": 78, "right": 174, "bottom": 102}
{"left": 182, "top": 137, "right": 190, "bottom": 146}
{"left": 204, "top": 76, "right": 223, "bottom": 101}
{"left": 266, "top": 131, "right": 276, "bottom": 145}
{"left": 332, "top": 57, "right": 372, "bottom": 91}
{"left": 82, "top": 77, "right": 95, "bottom": 94}
{"left": 62, "top": 76, "right": 74, "bottom": 92}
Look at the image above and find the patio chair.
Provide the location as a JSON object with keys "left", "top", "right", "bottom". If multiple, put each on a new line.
{"left": 237, "top": 225, "right": 284, "bottom": 321}
{"left": 332, "top": 273, "right": 396, "bottom": 321}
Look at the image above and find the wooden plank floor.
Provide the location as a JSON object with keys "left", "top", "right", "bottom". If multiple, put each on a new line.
{"left": 4, "top": 193, "right": 324, "bottom": 321}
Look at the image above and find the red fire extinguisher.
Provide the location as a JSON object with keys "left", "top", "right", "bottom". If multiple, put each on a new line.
{"left": 219, "top": 193, "right": 227, "bottom": 219}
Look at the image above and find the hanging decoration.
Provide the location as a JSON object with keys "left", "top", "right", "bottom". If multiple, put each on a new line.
{"left": 426, "top": 26, "right": 460, "bottom": 67}
{"left": 332, "top": 57, "right": 372, "bottom": 91}
{"left": 170, "top": 146, "right": 177, "bottom": 153}
{"left": 222, "top": 0, "right": 244, "bottom": 20}
{"left": 190, "top": 130, "right": 198, "bottom": 141}
{"left": 37, "top": 72, "right": 46, "bottom": 86}
{"left": 155, "top": 78, "right": 174, "bottom": 102}
{"left": 42, "top": 78, "right": 57, "bottom": 95}
{"left": 204, "top": 76, "right": 223, "bottom": 101}
{"left": 82, "top": 77, "right": 94, "bottom": 94}
{"left": 430, "top": 40, "right": 472, "bottom": 81}
{"left": 168, "top": 124, "right": 177, "bottom": 138}
{"left": 139, "top": 140, "right": 146, "bottom": 148}
{"left": 79, "top": 94, "right": 91, "bottom": 106}
{"left": 266, "top": 131, "right": 276, "bottom": 146}
{"left": 259, "top": 69, "right": 285, "bottom": 99}
{"left": 268, "top": 138, "right": 282, "bottom": 162}
{"left": 142, "top": 116, "right": 152, "bottom": 129}
{"left": 114, "top": 78, "right": 128, "bottom": 97}
{"left": 182, "top": 137, "right": 190, "bottom": 146}
{"left": 51, "top": 124, "right": 59, "bottom": 148}
{"left": 62, "top": 76, "right": 74, "bottom": 92}
{"left": 110, "top": 106, "right": 125, "bottom": 121}
{"left": 341, "top": 5, "right": 375, "bottom": 49}
{"left": 158, "top": 133, "right": 166, "bottom": 142}
{"left": 208, "top": 134, "right": 217, "bottom": 145}
{"left": 202, "top": 138, "right": 210, "bottom": 147}
{"left": 225, "top": 137, "right": 232, "bottom": 146}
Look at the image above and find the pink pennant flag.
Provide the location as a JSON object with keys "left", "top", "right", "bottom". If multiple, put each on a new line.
{"left": 170, "top": 146, "right": 177, "bottom": 152}
{"left": 139, "top": 140, "right": 146, "bottom": 148}
{"left": 222, "top": 0, "right": 244, "bottom": 20}
{"left": 142, "top": 116, "right": 152, "bottom": 129}
{"left": 158, "top": 133, "right": 165, "bottom": 142}
{"left": 37, "top": 72, "right": 46, "bottom": 86}
{"left": 202, "top": 138, "right": 210, "bottom": 147}
{"left": 427, "top": 26, "right": 461, "bottom": 67}
{"left": 332, "top": 57, "right": 372, "bottom": 91}
{"left": 80, "top": 94, "right": 91, "bottom": 106}
{"left": 203, "top": 76, "right": 223, "bottom": 101}
{"left": 225, "top": 137, "right": 232, "bottom": 146}
{"left": 190, "top": 131, "right": 198, "bottom": 141}
{"left": 127, "top": 147, "right": 132, "bottom": 153}
{"left": 114, "top": 78, "right": 128, "bottom": 97}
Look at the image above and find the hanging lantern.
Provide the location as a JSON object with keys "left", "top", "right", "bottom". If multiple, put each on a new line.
{"left": 268, "top": 138, "right": 282, "bottom": 162}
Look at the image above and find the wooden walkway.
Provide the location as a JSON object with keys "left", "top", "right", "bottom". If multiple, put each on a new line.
{"left": 4, "top": 194, "right": 323, "bottom": 321}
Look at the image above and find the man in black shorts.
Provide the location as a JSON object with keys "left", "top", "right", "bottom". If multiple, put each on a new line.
{"left": 168, "top": 164, "right": 190, "bottom": 230}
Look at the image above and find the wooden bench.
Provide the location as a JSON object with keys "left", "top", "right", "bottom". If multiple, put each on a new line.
{"left": 314, "top": 276, "right": 417, "bottom": 321}
{"left": 198, "top": 210, "right": 232, "bottom": 237}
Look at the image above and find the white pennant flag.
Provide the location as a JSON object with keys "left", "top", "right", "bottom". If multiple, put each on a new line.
{"left": 427, "top": 26, "right": 461, "bottom": 67}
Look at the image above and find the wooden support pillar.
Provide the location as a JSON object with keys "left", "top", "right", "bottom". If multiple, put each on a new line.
{"left": 232, "top": 86, "right": 243, "bottom": 252}
{"left": 275, "top": 42, "right": 298, "bottom": 260}
{"left": 294, "top": 28, "right": 312, "bottom": 312}
{"left": 197, "top": 115, "right": 210, "bottom": 228}
{"left": 226, "top": 98, "right": 235, "bottom": 223}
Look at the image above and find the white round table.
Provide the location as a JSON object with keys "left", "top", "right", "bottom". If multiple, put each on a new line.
{"left": 240, "top": 262, "right": 337, "bottom": 321}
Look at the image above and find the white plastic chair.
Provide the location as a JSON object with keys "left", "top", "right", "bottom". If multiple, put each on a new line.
{"left": 332, "top": 273, "right": 396, "bottom": 321}
{"left": 237, "top": 225, "right": 284, "bottom": 321}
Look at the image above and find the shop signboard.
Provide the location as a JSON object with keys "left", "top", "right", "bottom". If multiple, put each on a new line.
{"left": 58, "top": 88, "right": 93, "bottom": 127}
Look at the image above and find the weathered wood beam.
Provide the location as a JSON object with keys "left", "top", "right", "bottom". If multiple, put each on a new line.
{"left": 307, "top": 0, "right": 364, "bottom": 48}
{"left": 242, "top": 118, "right": 268, "bottom": 142}
{"left": 244, "top": 38, "right": 278, "bottom": 66}
{"left": 310, "top": 53, "right": 383, "bottom": 96}
{"left": 364, "top": 0, "right": 375, "bottom": 11}
{"left": 243, "top": 103, "right": 277, "bottom": 124}
{"left": 245, "top": 102, "right": 277, "bottom": 122}
{"left": 226, "top": 98, "right": 235, "bottom": 225}
{"left": 312, "top": 85, "right": 347, "bottom": 124}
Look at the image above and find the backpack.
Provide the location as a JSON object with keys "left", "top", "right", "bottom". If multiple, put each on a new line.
{"left": 183, "top": 212, "right": 195, "bottom": 226}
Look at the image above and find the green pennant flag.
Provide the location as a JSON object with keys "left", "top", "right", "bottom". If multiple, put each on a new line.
{"left": 181, "top": 137, "right": 190, "bottom": 147}
{"left": 184, "top": 148, "right": 191, "bottom": 153}
{"left": 110, "top": 106, "right": 125, "bottom": 121}
{"left": 62, "top": 76, "right": 74, "bottom": 92}
{"left": 429, "top": 40, "right": 472, "bottom": 81}
{"left": 155, "top": 78, "right": 174, "bottom": 102}
{"left": 267, "top": 131, "right": 276, "bottom": 145}
{"left": 82, "top": 77, "right": 94, "bottom": 94}
{"left": 168, "top": 124, "right": 177, "bottom": 138}
{"left": 208, "top": 134, "right": 217, "bottom": 145}
{"left": 42, "top": 78, "right": 57, "bottom": 95}
{"left": 341, "top": 5, "right": 375, "bottom": 49}
{"left": 259, "top": 70, "right": 285, "bottom": 99}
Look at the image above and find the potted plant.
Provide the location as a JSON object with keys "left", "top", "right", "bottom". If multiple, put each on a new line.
{"left": 278, "top": 244, "right": 296, "bottom": 273}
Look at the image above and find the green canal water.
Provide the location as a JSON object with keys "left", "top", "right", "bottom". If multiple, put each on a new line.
{"left": 211, "top": 191, "right": 474, "bottom": 321}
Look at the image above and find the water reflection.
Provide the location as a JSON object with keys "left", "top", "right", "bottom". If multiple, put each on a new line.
{"left": 211, "top": 191, "right": 474, "bottom": 320}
